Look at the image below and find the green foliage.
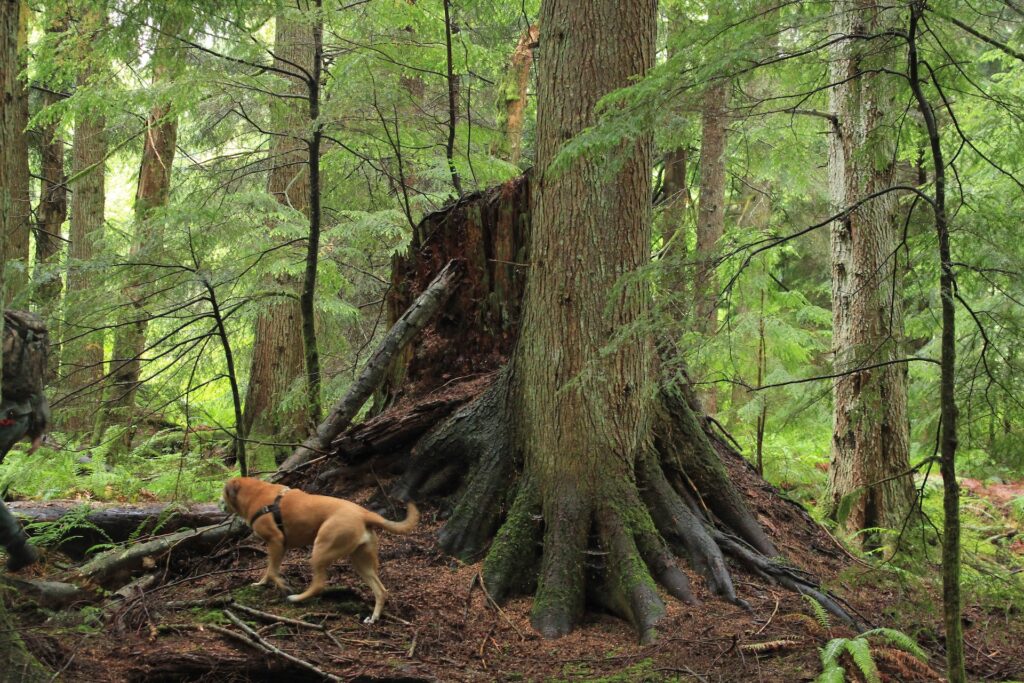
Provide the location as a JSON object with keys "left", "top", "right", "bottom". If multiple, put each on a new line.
{"left": 1, "top": 431, "right": 232, "bottom": 502}
{"left": 803, "top": 594, "right": 831, "bottom": 632}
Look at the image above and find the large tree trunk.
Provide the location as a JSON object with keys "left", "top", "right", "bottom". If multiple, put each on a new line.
{"left": 61, "top": 70, "right": 107, "bottom": 433}
{"left": 242, "top": 5, "right": 313, "bottom": 458}
{"left": 102, "top": 20, "right": 180, "bottom": 444}
{"left": 1, "top": 0, "right": 30, "bottom": 306}
{"left": 826, "top": 1, "right": 914, "bottom": 543}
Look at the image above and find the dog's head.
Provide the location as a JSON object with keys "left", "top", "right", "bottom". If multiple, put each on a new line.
{"left": 221, "top": 478, "right": 244, "bottom": 514}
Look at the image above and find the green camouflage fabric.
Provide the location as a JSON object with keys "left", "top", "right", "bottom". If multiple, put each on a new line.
{"left": 1, "top": 310, "right": 49, "bottom": 570}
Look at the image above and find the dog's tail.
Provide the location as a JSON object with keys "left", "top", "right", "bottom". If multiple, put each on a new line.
{"left": 364, "top": 502, "right": 419, "bottom": 535}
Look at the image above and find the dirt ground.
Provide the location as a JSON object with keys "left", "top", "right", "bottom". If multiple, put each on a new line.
{"left": 9, "top": 452, "right": 1024, "bottom": 682}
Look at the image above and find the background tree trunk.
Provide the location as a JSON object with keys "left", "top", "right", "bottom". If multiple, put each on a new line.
{"left": 826, "top": 0, "right": 914, "bottom": 543}
{"left": 60, "top": 75, "right": 106, "bottom": 433}
{"left": 33, "top": 85, "right": 67, "bottom": 329}
{"left": 694, "top": 79, "right": 728, "bottom": 414}
{"left": 102, "top": 19, "right": 181, "bottom": 443}
{"left": 495, "top": 24, "right": 538, "bottom": 166}
{"left": 1, "top": 0, "right": 30, "bottom": 306}
{"left": 242, "top": 4, "right": 314, "bottom": 459}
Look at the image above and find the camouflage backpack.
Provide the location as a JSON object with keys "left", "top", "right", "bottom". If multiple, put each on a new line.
{"left": 1, "top": 310, "right": 51, "bottom": 452}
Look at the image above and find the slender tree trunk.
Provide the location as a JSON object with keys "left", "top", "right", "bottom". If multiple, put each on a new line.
{"left": 907, "top": 5, "right": 964, "bottom": 679}
{"left": 102, "top": 20, "right": 180, "bottom": 443}
{"left": 61, "top": 74, "right": 106, "bottom": 433}
{"left": 1, "top": 0, "right": 30, "bottom": 306}
{"left": 243, "top": 4, "right": 313, "bottom": 457}
{"left": 443, "top": 0, "right": 463, "bottom": 196}
{"left": 825, "top": 0, "right": 914, "bottom": 543}
{"left": 496, "top": 24, "right": 539, "bottom": 166}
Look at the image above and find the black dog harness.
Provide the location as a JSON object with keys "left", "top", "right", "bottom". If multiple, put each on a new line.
{"left": 249, "top": 487, "right": 291, "bottom": 540}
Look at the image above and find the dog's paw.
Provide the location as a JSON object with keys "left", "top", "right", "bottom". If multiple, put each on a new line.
{"left": 363, "top": 615, "right": 377, "bottom": 624}
{"left": 286, "top": 594, "right": 304, "bottom": 603}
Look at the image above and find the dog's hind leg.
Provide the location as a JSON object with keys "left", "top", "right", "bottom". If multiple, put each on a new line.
{"left": 287, "top": 526, "right": 360, "bottom": 604}
{"left": 351, "top": 534, "right": 388, "bottom": 624}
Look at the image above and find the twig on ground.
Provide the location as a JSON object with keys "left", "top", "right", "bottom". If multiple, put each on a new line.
{"left": 222, "top": 609, "right": 345, "bottom": 681}
{"left": 477, "top": 572, "right": 525, "bottom": 641}
{"left": 755, "top": 592, "right": 780, "bottom": 635}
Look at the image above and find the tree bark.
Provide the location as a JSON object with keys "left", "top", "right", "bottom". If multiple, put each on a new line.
{"left": 694, "top": 79, "right": 728, "bottom": 415}
{"left": 243, "top": 4, "right": 313, "bottom": 457}
{"left": 826, "top": 0, "right": 914, "bottom": 543}
{"left": 61, "top": 65, "right": 107, "bottom": 433}
{"left": 33, "top": 87, "right": 67, "bottom": 327}
{"left": 1, "top": 0, "right": 30, "bottom": 306}
{"left": 103, "top": 18, "right": 181, "bottom": 443}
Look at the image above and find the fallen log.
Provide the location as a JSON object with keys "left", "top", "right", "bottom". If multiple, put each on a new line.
{"left": 7, "top": 501, "right": 227, "bottom": 559}
{"left": 78, "top": 518, "right": 248, "bottom": 589}
{"left": 276, "top": 260, "right": 463, "bottom": 478}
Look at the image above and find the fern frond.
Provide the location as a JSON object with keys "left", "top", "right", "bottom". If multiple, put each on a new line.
{"left": 780, "top": 612, "right": 826, "bottom": 636}
{"left": 844, "top": 637, "right": 881, "bottom": 683}
{"left": 874, "top": 647, "right": 942, "bottom": 681}
{"left": 820, "top": 637, "right": 848, "bottom": 667}
{"left": 860, "top": 627, "right": 927, "bottom": 661}
{"left": 803, "top": 593, "right": 832, "bottom": 631}
{"left": 814, "top": 658, "right": 846, "bottom": 683}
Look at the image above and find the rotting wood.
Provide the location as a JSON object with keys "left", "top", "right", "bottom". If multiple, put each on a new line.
{"left": 276, "top": 259, "right": 464, "bottom": 478}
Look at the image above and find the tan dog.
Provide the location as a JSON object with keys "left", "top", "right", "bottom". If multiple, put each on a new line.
{"left": 222, "top": 477, "right": 419, "bottom": 623}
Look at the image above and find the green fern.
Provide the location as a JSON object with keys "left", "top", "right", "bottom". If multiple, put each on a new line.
{"left": 814, "top": 661, "right": 846, "bottom": 683}
{"left": 803, "top": 594, "right": 832, "bottom": 631}
{"left": 817, "top": 638, "right": 848, "bottom": 683}
{"left": 860, "top": 628, "right": 927, "bottom": 661}
{"left": 843, "top": 637, "right": 881, "bottom": 683}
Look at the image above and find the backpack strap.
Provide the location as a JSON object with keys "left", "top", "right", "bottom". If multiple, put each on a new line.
{"left": 249, "top": 487, "right": 291, "bottom": 541}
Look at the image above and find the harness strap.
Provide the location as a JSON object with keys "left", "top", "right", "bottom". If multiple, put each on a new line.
{"left": 249, "top": 487, "right": 291, "bottom": 540}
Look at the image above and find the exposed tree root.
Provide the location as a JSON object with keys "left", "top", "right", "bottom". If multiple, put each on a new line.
{"left": 396, "top": 379, "right": 858, "bottom": 640}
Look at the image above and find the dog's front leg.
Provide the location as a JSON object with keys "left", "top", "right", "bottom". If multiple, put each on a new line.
{"left": 254, "top": 539, "right": 289, "bottom": 591}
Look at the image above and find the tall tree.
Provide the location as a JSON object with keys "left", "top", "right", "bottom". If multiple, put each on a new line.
{"left": 242, "top": 3, "right": 314, "bottom": 453}
{"left": 102, "top": 14, "right": 182, "bottom": 440}
{"left": 61, "top": 21, "right": 107, "bottom": 433}
{"left": 1, "top": 0, "right": 29, "bottom": 305}
{"left": 826, "top": 0, "right": 914, "bottom": 542}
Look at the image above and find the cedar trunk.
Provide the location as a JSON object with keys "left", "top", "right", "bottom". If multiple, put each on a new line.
{"left": 61, "top": 86, "right": 106, "bottom": 432}
{"left": 826, "top": 0, "right": 914, "bottom": 542}
{"left": 242, "top": 5, "right": 314, "bottom": 455}
{"left": 33, "top": 86, "right": 67, "bottom": 326}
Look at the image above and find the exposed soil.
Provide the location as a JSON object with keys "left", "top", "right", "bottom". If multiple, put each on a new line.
{"left": 8, "top": 448, "right": 1024, "bottom": 682}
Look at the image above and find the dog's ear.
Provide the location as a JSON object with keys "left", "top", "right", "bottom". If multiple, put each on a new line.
{"left": 224, "top": 478, "right": 242, "bottom": 504}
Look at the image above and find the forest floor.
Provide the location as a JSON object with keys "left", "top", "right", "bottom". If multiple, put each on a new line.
{"left": 7, "top": 450, "right": 1024, "bottom": 682}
